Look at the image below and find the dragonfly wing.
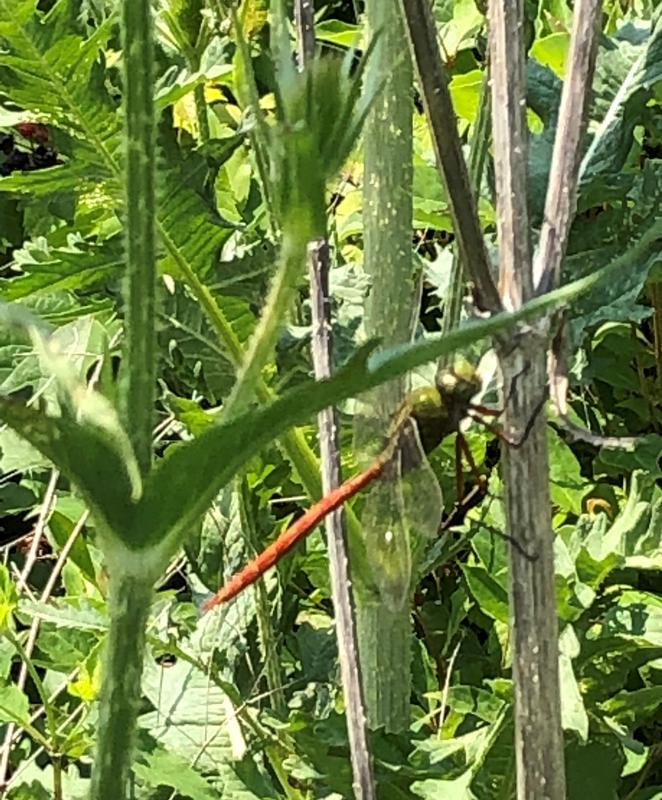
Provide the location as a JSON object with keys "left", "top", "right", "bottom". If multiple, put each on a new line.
{"left": 397, "top": 419, "right": 444, "bottom": 553}
{"left": 359, "top": 461, "right": 412, "bottom": 611}
{"left": 354, "top": 383, "right": 412, "bottom": 609}
{"left": 357, "top": 418, "right": 443, "bottom": 611}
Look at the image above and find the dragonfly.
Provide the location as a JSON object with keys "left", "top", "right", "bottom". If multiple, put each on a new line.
{"left": 202, "top": 360, "right": 491, "bottom": 613}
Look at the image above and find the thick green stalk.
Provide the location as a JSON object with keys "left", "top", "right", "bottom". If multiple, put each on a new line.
{"left": 90, "top": 2, "right": 157, "bottom": 797}
{"left": 118, "top": 0, "right": 157, "bottom": 476}
{"left": 358, "top": 0, "right": 415, "bottom": 732}
{"left": 90, "top": 570, "right": 153, "bottom": 800}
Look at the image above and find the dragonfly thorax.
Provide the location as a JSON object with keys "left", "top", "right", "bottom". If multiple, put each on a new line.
{"left": 407, "top": 363, "right": 481, "bottom": 455}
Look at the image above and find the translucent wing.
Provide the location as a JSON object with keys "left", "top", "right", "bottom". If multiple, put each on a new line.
{"left": 354, "top": 385, "right": 443, "bottom": 610}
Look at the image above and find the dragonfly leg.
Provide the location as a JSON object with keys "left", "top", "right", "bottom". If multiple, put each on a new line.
{"left": 457, "top": 433, "right": 486, "bottom": 490}
{"left": 454, "top": 435, "right": 465, "bottom": 500}
{"left": 467, "top": 361, "right": 538, "bottom": 422}
{"left": 469, "top": 403, "right": 502, "bottom": 418}
{"left": 441, "top": 482, "right": 487, "bottom": 531}
{"left": 468, "top": 393, "right": 546, "bottom": 449}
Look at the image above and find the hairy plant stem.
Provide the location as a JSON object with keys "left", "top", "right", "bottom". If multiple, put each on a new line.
{"left": 118, "top": 0, "right": 157, "bottom": 476}
{"left": 194, "top": 83, "right": 211, "bottom": 144}
{"left": 90, "top": 1, "right": 157, "bottom": 796}
{"left": 165, "top": 239, "right": 336, "bottom": 510}
{"left": 224, "top": 228, "right": 308, "bottom": 417}
{"left": 90, "top": 571, "right": 153, "bottom": 800}
{"left": 238, "top": 476, "right": 286, "bottom": 715}
{"left": 229, "top": 5, "right": 275, "bottom": 228}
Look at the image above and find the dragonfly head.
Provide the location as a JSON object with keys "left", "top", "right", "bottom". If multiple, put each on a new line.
{"left": 437, "top": 360, "right": 482, "bottom": 414}
{"left": 407, "top": 361, "right": 482, "bottom": 455}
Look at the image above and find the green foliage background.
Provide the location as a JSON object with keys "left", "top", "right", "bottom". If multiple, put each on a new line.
{"left": 0, "top": 0, "right": 662, "bottom": 797}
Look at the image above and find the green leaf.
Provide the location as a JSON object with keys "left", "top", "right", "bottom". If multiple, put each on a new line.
{"left": 0, "top": 683, "right": 30, "bottom": 725}
{"left": 0, "top": 161, "right": 101, "bottom": 196}
{"left": 0, "top": 426, "right": 49, "bottom": 472}
{"left": 579, "top": 635, "right": 662, "bottom": 702}
{"left": 0, "top": 0, "right": 121, "bottom": 169}
{"left": 0, "top": 310, "right": 139, "bottom": 535}
{"left": 548, "top": 428, "right": 585, "bottom": 515}
{"left": 155, "top": 64, "right": 234, "bottom": 112}
{"left": 0, "top": 483, "right": 35, "bottom": 515}
{"left": 462, "top": 564, "right": 510, "bottom": 624}
{"left": 531, "top": 32, "right": 571, "bottom": 78}
{"left": 597, "top": 434, "right": 662, "bottom": 479}
{"left": 449, "top": 70, "right": 484, "bottom": 124}
{"left": 567, "top": 162, "right": 662, "bottom": 340}
{"left": 160, "top": 286, "right": 250, "bottom": 404}
{"left": 5, "top": 780, "right": 51, "bottom": 800}
{"left": 134, "top": 743, "right": 217, "bottom": 800}
{"left": 570, "top": 472, "right": 662, "bottom": 578}
{"left": 569, "top": 515, "right": 623, "bottom": 592}
{"left": 140, "top": 636, "right": 243, "bottom": 773}
{"left": 20, "top": 598, "right": 107, "bottom": 631}
{"left": 559, "top": 627, "right": 588, "bottom": 740}
{"left": 314, "top": 19, "right": 362, "bottom": 48}
{"left": 0, "top": 564, "right": 18, "bottom": 629}
{"left": 594, "top": 590, "right": 662, "bottom": 644}
{"left": 601, "top": 686, "right": 662, "bottom": 729}
{"left": 1, "top": 236, "right": 124, "bottom": 300}
{"left": 157, "top": 140, "right": 236, "bottom": 279}
{"left": 565, "top": 737, "right": 624, "bottom": 800}
{"left": 582, "top": 14, "right": 662, "bottom": 178}
{"left": 48, "top": 509, "right": 96, "bottom": 584}
{"left": 0, "top": 399, "right": 137, "bottom": 536}
{"left": 184, "top": 483, "right": 236, "bottom": 593}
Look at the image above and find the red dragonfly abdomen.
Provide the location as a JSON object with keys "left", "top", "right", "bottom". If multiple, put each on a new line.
{"left": 202, "top": 452, "right": 389, "bottom": 611}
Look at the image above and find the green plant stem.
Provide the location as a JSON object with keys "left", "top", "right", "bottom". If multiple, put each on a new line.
{"left": 6, "top": 630, "right": 58, "bottom": 748}
{"left": 238, "top": 477, "right": 285, "bottom": 715}
{"left": 648, "top": 281, "right": 662, "bottom": 391}
{"left": 90, "top": 571, "right": 153, "bottom": 800}
{"left": 224, "top": 230, "right": 307, "bottom": 417}
{"left": 229, "top": 5, "right": 276, "bottom": 228}
{"left": 356, "top": 602, "right": 410, "bottom": 729}
{"left": 53, "top": 756, "right": 63, "bottom": 800}
{"left": 194, "top": 83, "right": 211, "bottom": 144}
{"left": 119, "top": 0, "right": 157, "bottom": 476}
{"left": 161, "top": 233, "right": 325, "bottom": 501}
{"left": 359, "top": 0, "right": 414, "bottom": 733}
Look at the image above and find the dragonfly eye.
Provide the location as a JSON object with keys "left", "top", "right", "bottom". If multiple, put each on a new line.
{"left": 437, "top": 363, "right": 483, "bottom": 413}
{"left": 439, "top": 371, "right": 460, "bottom": 392}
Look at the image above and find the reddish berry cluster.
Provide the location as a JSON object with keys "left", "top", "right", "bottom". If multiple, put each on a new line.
{"left": 0, "top": 124, "right": 59, "bottom": 176}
